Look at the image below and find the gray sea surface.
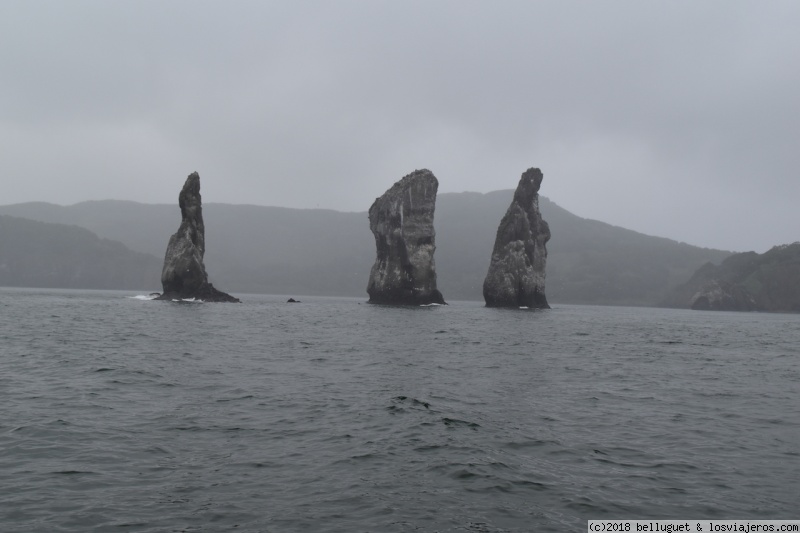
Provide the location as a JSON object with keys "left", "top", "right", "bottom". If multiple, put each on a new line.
{"left": 1, "top": 288, "right": 798, "bottom": 532}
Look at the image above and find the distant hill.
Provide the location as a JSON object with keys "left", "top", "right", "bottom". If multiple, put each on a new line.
{"left": 661, "top": 242, "right": 800, "bottom": 312}
{"left": 0, "top": 193, "right": 732, "bottom": 305}
{"left": 436, "top": 192, "right": 733, "bottom": 305}
{"left": 0, "top": 214, "right": 161, "bottom": 290}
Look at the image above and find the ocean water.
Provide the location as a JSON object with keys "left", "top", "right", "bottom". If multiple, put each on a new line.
{"left": 1, "top": 288, "right": 798, "bottom": 532}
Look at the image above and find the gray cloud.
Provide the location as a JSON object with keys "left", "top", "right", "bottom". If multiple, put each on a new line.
{"left": 1, "top": 0, "right": 798, "bottom": 252}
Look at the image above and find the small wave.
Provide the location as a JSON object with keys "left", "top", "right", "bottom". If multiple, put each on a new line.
{"left": 420, "top": 303, "right": 443, "bottom": 307}
{"left": 505, "top": 439, "right": 561, "bottom": 450}
{"left": 442, "top": 417, "right": 481, "bottom": 429}
{"left": 128, "top": 294, "right": 158, "bottom": 301}
{"left": 650, "top": 462, "right": 700, "bottom": 472}
{"left": 216, "top": 395, "right": 255, "bottom": 403}
{"left": 392, "top": 396, "right": 431, "bottom": 409}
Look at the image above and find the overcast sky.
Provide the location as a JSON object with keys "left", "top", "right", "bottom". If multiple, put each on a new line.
{"left": 1, "top": 1, "right": 798, "bottom": 252}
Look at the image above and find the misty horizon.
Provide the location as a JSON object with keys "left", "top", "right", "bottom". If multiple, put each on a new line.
{"left": 2, "top": 1, "right": 798, "bottom": 254}
{"left": 0, "top": 184, "right": 779, "bottom": 255}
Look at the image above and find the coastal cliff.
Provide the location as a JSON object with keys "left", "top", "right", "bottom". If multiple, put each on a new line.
{"left": 367, "top": 169, "right": 445, "bottom": 305}
{"left": 662, "top": 243, "right": 800, "bottom": 312}
{"left": 483, "top": 168, "right": 550, "bottom": 308}
{"left": 157, "top": 172, "right": 239, "bottom": 302}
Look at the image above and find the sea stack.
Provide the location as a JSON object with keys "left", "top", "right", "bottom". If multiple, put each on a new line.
{"left": 367, "top": 169, "right": 445, "bottom": 305}
{"left": 156, "top": 172, "right": 239, "bottom": 302}
{"left": 483, "top": 167, "right": 550, "bottom": 309}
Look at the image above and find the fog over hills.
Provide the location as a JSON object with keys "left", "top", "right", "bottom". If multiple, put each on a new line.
{"left": 0, "top": 192, "right": 732, "bottom": 305}
{"left": 0, "top": 214, "right": 161, "bottom": 290}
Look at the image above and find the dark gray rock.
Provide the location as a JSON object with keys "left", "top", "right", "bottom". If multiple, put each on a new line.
{"left": 665, "top": 243, "right": 800, "bottom": 312}
{"left": 367, "top": 169, "right": 445, "bottom": 305}
{"left": 483, "top": 168, "right": 550, "bottom": 308}
{"left": 157, "top": 172, "right": 239, "bottom": 302}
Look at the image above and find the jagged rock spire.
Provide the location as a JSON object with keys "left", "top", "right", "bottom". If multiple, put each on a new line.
{"left": 157, "top": 172, "right": 239, "bottom": 302}
{"left": 483, "top": 167, "right": 550, "bottom": 308}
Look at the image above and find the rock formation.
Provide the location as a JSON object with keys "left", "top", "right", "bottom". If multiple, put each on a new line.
{"left": 663, "top": 242, "right": 800, "bottom": 312}
{"left": 483, "top": 167, "right": 550, "bottom": 308}
{"left": 689, "top": 280, "right": 759, "bottom": 311}
{"left": 367, "top": 169, "right": 445, "bottom": 305}
{"left": 156, "top": 172, "right": 239, "bottom": 302}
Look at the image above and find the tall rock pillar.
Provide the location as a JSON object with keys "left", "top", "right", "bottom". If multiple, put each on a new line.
{"left": 483, "top": 167, "right": 550, "bottom": 308}
{"left": 367, "top": 169, "right": 446, "bottom": 305}
{"left": 157, "top": 172, "right": 239, "bottom": 302}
